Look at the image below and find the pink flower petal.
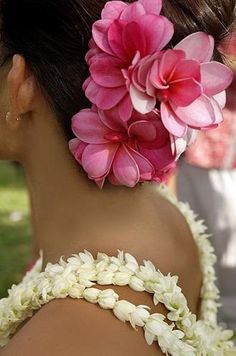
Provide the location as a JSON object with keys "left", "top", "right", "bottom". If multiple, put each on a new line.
{"left": 90, "top": 55, "right": 125, "bottom": 88}
{"left": 169, "top": 78, "right": 202, "bottom": 107}
{"left": 172, "top": 94, "right": 215, "bottom": 128}
{"left": 139, "top": 0, "right": 162, "bottom": 15}
{"left": 120, "top": 2, "right": 146, "bottom": 21}
{"left": 92, "top": 19, "right": 113, "bottom": 55}
{"left": 107, "top": 171, "right": 122, "bottom": 186}
{"left": 84, "top": 78, "right": 100, "bottom": 105}
{"left": 82, "top": 143, "right": 119, "bottom": 179}
{"left": 69, "top": 138, "right": 87, "bottom": 164}
{"left": 139, "top": 15, "right": 174, "bottom": 53}
{"left": 170, "top": 128, "right": 198, "bottom": 157}
{"left": 201, "top": 61, "right": 233, "bottom": 96}
{"left": 161, "top": 103, "right": 187, "bottom": 137}
{"left": 127, "top": 147, "right": 155, "bottom": 180}
{"left": 71, "top": 111, "right": 109, "bottom": 144}
{"left": 85, "top": 44, "right": 101, "bottom": 66}
{"left": 122, "top": 21, "right": 147, "bottom": 59}
{"left": 208, "top": 97, "right": 224, "bottom": 124}
{"left": 154, "top": 16, "right": 174, "bottom": 51}
{"left": 96, "top": 85, "right": 127, "bottom": 110}
{"left": 170, "top": 135, "right": 187, "bottom": 157}
{"left": 113, "top": 145, "right": 140, "bottom": 187}
{"left": 101, "top": 1, "right": 128, "bottom": 20}
{"left": 128, "top": 120, "right": 157, "bottom": 141}
{"left": 159, "top": 50, "right": 185, "bottom": 83}
{"left": 140, "top": 143, "right": 174, "bottom": 170}
{"left": 137, "top": 54, "right": 156, "bottom": 89}
{"left": 214, "top": 91, "right": 226, "bottom": 109}
{"left": 140, "top": 118, "right": 170, "bottom": 149}
{"left": 95, "top": 177, "right": 106, "bottom": 189}
{"left": 149, "top": 59, "right": 168, "bottom": 90}
{"left": 174, "top": 32, "right": 214, "bottom": 63}
{"left": 173, "top": 59, "right": 200, "bottom": 81}
{"left": 99, "top": 108, "right": 127, "bottom": 131}
{"left": 118, "top": 94, "right": 134, "bottom": 121}
{"left": 138, "top": 15, "right": 174, "bottom": 55}
{"left": 108, "top": 20, "right": 127, "bottom": 60}
{"left": 130, "top": 84, "right": 156, "bottom": 114}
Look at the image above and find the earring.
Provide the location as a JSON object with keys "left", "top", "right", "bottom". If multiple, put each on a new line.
{"left": 5, "top": 111, "right": 11, "bottom": 121}
{"left": 5, "top": 112, "right": 21, "bottom": 122}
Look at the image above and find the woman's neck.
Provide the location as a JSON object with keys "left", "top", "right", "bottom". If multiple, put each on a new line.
{"left": 21, "top": 112, "right": 150, "bottom": 270}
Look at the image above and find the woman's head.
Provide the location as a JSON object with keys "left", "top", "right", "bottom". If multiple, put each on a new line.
{"left": 0, "top": 0, "right": 235, "bottom": 161}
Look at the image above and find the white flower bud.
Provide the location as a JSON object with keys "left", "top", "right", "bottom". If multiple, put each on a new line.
{"left": 45, "top": 264, "right": 64, "bottom": 277}
{"left": 129, "top": 306, "right": 150, "bottom": 329}
{"left": 68, "top": 285, "right": 85, "bottom": 299}
{"left": 97, "top": 271, "right": 114, "bottom": 285}
{"left": 113, "top": 300, "right": 136, "bottom": 323}
{"left": 78, "top": 270, "right": 96, "bottom": 288}
{"left": 51, "top": 277, "right": 70, "bottom": 298}
{"left": 129, "top": 276, "right": 145, "bottom": 292}
{"left": 83, "top": 288, "right": 101, "bottom": 303}
{"left": 79, "top": 251, "right": 94, "bottom": 264}
{"left": 66, "top": 256, "right": 83, "bottom": 271}
{"left": 113, "top": 272, "right": 131, "bottom": 286}
{"left": 98, "top": 289, "right": 119, "bottom": 309}
{"left": 124, "top": 253, "right": 139, "bottom": 273}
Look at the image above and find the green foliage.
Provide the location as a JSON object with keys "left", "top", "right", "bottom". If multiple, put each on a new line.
{"left": 0, "top": 162, "right": 31, "bottom": 298}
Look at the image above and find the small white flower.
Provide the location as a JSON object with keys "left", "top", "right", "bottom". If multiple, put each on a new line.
{"left": 113, "top": 272, "right": 131, "bottom": 286}
{"left": 98, "top": 289, "right": 119, "bottom": 309}
{"left": 79, "top": 250, "right": 94, "bottom": 264}
{"left": 97, "top": 271, "right": 114, "bottom": 285}
{"left": 78, "top": 269, "right": 97, "bottom": 287}
{"left": 45, "top": 263, "right": 64, "bottom": 277}
{"left": 124, "top": 253, "right": 139, "bottom": 273}
{"left": 113, "top": 300, "right": 136, "bottom": 323}
{"left": 51, "top": 276, "right": 71, "bottom": 298}
{"left": 129, "top": 276, "right": 145, "bottom": 292}
{"left": 67, "top": 255, "right": 83, "bottom": 271}
{"left": 129, "top": 306, "right": 150, "bottom": 329}
{"left": 145, "top": 313, "right": 169, "bottom": 337}
{"left": 68, "top": 284, "right": 85, "bottom": 299}
{"left": 95, "top": 260, "right": 109, "bottom": 273}
{"left": 83, "top": 288, "right": 101, "bottom": 303}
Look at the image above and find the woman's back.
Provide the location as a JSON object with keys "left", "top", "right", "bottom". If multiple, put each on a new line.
{"left": 1, "top": 186, "right": 232, "bottom": 356}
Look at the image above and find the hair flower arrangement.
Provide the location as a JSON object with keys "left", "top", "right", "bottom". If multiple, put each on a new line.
{"left": 69, "top": 0, "right": 233, "bottom": 188}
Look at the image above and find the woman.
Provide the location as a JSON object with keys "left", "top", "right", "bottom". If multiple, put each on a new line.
{"left": 0, "top": 0, "right": 235, "bottom": 355}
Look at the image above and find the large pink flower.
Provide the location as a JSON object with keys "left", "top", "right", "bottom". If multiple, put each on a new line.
{"left": 69, "top": 107, "right": 178, "bottom": 188}
{"left": 130, "top": 32, "right": 234, "bottom": 136}
{"left": 84, "top": 0, "right": 174, "bottom": 121}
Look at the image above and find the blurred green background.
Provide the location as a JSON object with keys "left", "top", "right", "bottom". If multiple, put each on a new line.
{"left": 0, "top": 161, "right": 31, "bottom": 298}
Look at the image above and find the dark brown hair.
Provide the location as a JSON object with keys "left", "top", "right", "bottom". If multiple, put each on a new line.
{"left": 0, "top": 0, "right": 235, "bottom": 139}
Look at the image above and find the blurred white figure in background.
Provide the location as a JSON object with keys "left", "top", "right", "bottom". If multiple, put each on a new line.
{"left": 177, "top": 30, "right": 236, "bottom": 329}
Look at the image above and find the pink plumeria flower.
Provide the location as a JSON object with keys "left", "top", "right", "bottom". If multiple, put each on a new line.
{"left": 69, "top": 107, "right": 177, "bottom": 188}
{"left": 84, "top": 0, "right": 174, "bottom": 121}
{"left": 130, "top": 32, "right": 234, "bottom": 137}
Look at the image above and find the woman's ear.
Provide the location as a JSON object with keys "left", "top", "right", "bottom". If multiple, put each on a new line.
{"left": 7, "top": 54, "right": 37, "bottom": 122}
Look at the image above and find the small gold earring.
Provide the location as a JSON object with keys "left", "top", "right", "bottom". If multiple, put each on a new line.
{"left": 5, "top": 111, "right": 11, "bottom": 121}
{"left": 16, "top": 117, "right": 21, "bottom": 121}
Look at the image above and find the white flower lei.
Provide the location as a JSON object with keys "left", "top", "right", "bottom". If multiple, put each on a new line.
{"left": 0, "top": 185, "right": 235, "bottom": 355}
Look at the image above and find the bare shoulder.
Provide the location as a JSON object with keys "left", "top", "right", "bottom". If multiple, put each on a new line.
{"left": 136, "top": 186, "right": 202, "bottom": 312}
{"left": 1, "top": 297, "right": 163, "bottom": 356}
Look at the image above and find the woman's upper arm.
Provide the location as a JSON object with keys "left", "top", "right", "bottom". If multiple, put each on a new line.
{"left": 0, "top": 298, "right": 163, "bottom": 356}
